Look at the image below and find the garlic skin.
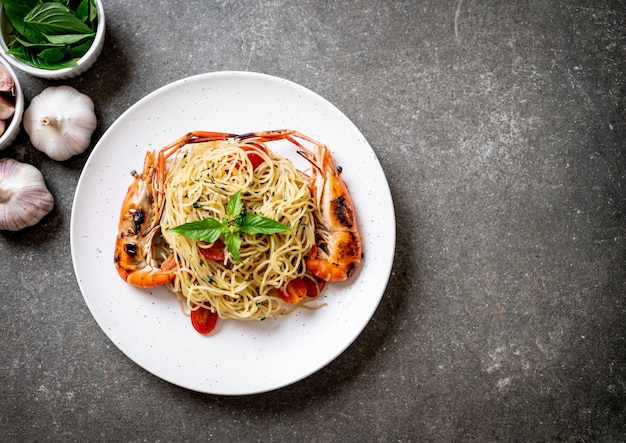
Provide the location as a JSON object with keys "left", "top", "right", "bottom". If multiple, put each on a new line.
{"left": 0, "top": 158, "right": 54, "bottom": 231}
{"left": 23, "top": 86, "right": 97, "bottom": 161}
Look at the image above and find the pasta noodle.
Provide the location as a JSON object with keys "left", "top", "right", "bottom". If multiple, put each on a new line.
{"left": 160, "top": 139, "right": 316, "bottom": 320}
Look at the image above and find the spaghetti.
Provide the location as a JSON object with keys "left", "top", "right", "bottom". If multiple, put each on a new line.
{"left": 160, "top": 139, "right": 316, "bottom": 321}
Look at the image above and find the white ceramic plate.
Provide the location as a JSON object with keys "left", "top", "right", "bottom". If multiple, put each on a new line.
{"left": 71, "top": 71, "right": 395, "bottom": 395}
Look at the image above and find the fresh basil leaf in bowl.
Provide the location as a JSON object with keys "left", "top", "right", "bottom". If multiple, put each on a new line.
{"left": 0, "top": 0, "right": 105, "bottom": 79}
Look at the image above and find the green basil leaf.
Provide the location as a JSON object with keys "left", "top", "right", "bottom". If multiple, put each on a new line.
{"left": 6, "top": 41, "right": 29, "bottom": 60}
{"left": 169, "top": 217, "right": 223, "bottom": 243}
{"left": 3, "top": 0, "right": 45, "bottom": 43}
{"left": 44, "top": 32, "right": 94, "bottom": 44}
{"left": 24, "top": 3, "right": 94, "bottom": 35}
{"left": 67, "top": 37, "right": 94, "bottom": 58}
{"left": 38, "top": 47, "right": 66, "bottom": 63}
{"left": 3, "top": 0, "right": 39, "bottom": 13}
{"left": 73, "top": 0, "right": 97, "bottom": 25}
{"left": 6, "top": 41, "right": 77, "bottom": 69}
{"left": 239, "top": 213, "right": 291, "bottom": 235}
{"left": 75, "top": 0, "right": 90, "bottom": 23}
{"left": 223, "top": 231, "right": 242, "bottom": 263}
{"left": 12, "top": 35, "right": 64, "bottom": 48}
{"left": 227, "top": 190, "right": 244, "bottom": 217}
{"left": 88, "top": 0, "right": 98, "bottom": 23}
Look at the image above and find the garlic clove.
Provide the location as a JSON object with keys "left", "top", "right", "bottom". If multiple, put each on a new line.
{"left": 0, "top": 94, "right": 15, "bottom": 120}
{"left": 0, "top": 158, "right": 54, "bottom": 231}
{"left": 23, "top": 85, "right": 97, "bottom": 161}
{"left": 0, "top": 64, "right": 14, "bottom": 93}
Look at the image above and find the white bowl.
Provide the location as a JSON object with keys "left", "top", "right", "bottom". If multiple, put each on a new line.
{"left": 0, "top": 57, "right": 23, "bottom": 150}
{"left": 0, "top": 0, "right": 105, "bottom": 80}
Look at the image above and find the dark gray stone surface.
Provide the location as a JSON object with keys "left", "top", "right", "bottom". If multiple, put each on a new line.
{"left": 1, "top": 0, "right": 624, "bottom": 441}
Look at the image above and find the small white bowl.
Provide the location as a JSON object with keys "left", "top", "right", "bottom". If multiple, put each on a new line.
{"left": 0, "top": 0, "right": 105, "bottom": 80}
{"left": 0, "top": 57, "right": 23, "bottom": 150}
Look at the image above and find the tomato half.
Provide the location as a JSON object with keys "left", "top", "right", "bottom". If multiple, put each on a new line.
{"left": 303, "top": 276, "right": 325, "bottom": 298}
{"left": 242, "top": 144, "right": 266, "bottom": 170}
{"left": 276, "top": 278, "right": 307, "bottom": 304}
{"left": 198, "top": 239, "right": 226, "bottom": 261}
{"left": 191, "top": 305, "right": 218, "bottom": 334}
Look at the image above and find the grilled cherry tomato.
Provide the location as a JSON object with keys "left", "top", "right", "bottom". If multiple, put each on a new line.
{"left": 303, "top": 276, "right": 325, "bottom": 298}
{"left": 191, "top": 305, "right": 218, "bottom": 334}
{"left": 276, "top": 278, "right": 307, "bottom": 303}
{"left": 198, "top": 239, "right": 226, "bottom": 261}
{"left": 242, "top": 144, "right": 267, "bottom": 170}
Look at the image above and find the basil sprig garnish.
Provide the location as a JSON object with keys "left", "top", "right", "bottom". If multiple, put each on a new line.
{"left": 3, "top": 0, "right": 98, "bottom": 70}
{"left": 170, "top": 190, "right": 291, "bottom": 263}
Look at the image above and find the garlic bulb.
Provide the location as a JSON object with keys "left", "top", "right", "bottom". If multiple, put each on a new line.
{"left": 0, "top": 158, "right": 54, "bottom": 231}
{"left": 23, "top": 86, "right": 97, "bottom": 161}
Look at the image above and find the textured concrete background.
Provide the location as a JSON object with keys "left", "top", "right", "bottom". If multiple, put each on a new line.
{"left": 1, "top": 0, "right": 624, "bottom": 441}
